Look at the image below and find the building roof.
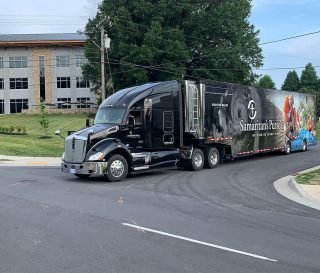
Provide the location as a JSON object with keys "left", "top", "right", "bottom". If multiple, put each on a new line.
{"left": 0, "top": 33, "right": 87, "bottom": 47}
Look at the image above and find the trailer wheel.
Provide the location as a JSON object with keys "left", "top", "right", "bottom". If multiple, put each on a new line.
{"left": 205, "top": 147, "right": 220, "bottom": 169}
{"left": 104, "top": 154, "right": 128, "bottom": 182}
{"left": 74, "top": 174, "right": 91, "bottom": 179}
{"left": 302, "top": 140, "right": 307, "bottom": 152}
{"left": 284, "top": 141, "right": 291, "bottom": 155}
{"left": 188, "top": 148, "right": 204, "bottom": 171}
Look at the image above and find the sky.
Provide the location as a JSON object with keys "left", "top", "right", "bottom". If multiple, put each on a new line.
{"left": 0, "top": 0, "right": 319, "bottom": 89}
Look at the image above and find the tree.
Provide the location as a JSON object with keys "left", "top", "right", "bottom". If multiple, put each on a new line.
{"left": 39, "top": 100, "right": 49, "bottom": 137}
{"left": 281, "top": 70, "right": 301, "bottom": 91}
{"left": 300, "top": 63, "right": 318, "bottom": 91}
{"left": 299, "top": 63, "right": 320, "bottom": 113}
{"left": 83, "top": 0, "right": 263, "bottom": 95}
{"left": 255, "top": 75, "right": 276, "bottom": 89}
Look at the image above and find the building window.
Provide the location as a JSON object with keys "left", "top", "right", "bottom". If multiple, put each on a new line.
{"left": 10, "top": 78, "right": 28, "bottom": 89}
{"left": 39, "top": 56, "right": 46, "bottom": 101}
{"left": 10, "top": 99, "right": 28, "bottom": 113}
{"left": 9, "top": 56, "right": 27, "bottom": 68}
{"left": 0, "top": 57, "right": 3, "bottom": 68}
{"left": 76, "top": 77, "right": 90, "bottom": 88}
{"left": 57, "top": 77, "right": 70, "bottom": 88}
{"left": 77, "top": 97, "right": 91, "bottom": 108}
{"left": 76, "top": 55, "right": 87, "bottom": 67}
{"left": 0, "top": 78, "right": 4, "bottom": 89}
{"left": 57, "top": 98, "right": 71, "bottom": 109}
{"left": 56, "top": 56, "right": 70, "bottom": 67}
{"left": 0, "top": 99, "right": 4, "bottom": 114}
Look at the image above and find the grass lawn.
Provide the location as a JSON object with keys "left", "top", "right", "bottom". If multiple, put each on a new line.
{"left": 296, "top": 169, "right": 320, "bottom": 185}
{"left": 317, "top": 122, "right": 320, "bottom": 140}
{"left": 0, "top": 113, "right": 90, "bottom": 157}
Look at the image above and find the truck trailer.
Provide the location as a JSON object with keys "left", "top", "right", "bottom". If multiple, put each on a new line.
{"left": 58, "top": 80, "right": 317, "bottom": 181}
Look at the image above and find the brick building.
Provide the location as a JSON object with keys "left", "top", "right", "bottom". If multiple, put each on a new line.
{"left": 0, "top": 33, "right": 95, "bottom": 114}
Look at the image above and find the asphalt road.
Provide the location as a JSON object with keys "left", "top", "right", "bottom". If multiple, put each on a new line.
{"left": 1, "top": 146, "right": 320, "bottom": 273}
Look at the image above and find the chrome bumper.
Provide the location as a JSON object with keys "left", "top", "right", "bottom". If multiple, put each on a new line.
{"left": 61, "top": 161, "right": 108, "bottom": 175}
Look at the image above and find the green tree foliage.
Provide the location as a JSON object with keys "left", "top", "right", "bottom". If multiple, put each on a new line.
{"left": 39, "top": 101, "right": 49, "bottom": 137}
{"left": 300, "top": 63, "right": 318, "bottom": 91}
{"left": 281, "top": 70, "right": 301, "bottom": 91}
{"left": 83, "top": 0, "right": 263, "bottom": 94}
{"left": 255, "top": 75, "right": 276, "bottom": 89}
{"left": 300, "top": 63, "right": 320, "bottom": 113}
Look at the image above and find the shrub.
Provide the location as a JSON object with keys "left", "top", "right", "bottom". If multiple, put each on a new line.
{"left": 16, "top": 126, "right": 22, "bottom": 134}
{"left": 9, "top": 126, "right": 15, "bottom": 134}
{"left": 0, "top": 124, "right": 27, "bottom": 135}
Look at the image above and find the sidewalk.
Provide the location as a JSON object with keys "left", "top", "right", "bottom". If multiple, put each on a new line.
{"left": 274, "top": 166, "right": 320, "bottom": 211}
{"left": 0, "top": 155, "right": 61, "bottom": 167}
{"left": 296, "top": 166, "right": 320, "bottom": 201}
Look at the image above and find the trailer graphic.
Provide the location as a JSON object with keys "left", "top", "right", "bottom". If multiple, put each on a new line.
{"left": 57, "top": 80, "right": 317, "bottom": 181}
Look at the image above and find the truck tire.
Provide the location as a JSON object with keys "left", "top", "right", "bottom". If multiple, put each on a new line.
{"left": 104, "top": 154, "right": 128, "bottom": 182}
{"left": 74, "top": 174, "right": 91, "bottom": 179}
{"left": 205, "top": 147, "right": 220, "bottom": 169}
{"left": 188, "top": 148, "right": 204, "bottom": 171}
{"left": 302, "top": 140, "right": 307, "bottom": 152}
{"left": 284, "top": 141, "right": 291, "bottom": 155}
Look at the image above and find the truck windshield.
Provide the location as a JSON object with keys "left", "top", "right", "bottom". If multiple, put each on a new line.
{"left": 94, "top": 108, "right": 126, "bottom": 125}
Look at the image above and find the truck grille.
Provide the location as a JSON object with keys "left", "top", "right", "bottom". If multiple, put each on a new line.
{"left": 64, "top": 136, "right": 87, "bottom": 163}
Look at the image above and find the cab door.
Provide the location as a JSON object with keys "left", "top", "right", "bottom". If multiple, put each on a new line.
{"left": 123, "top": 109, "right": 143, "bottom": 150}
{"left": 143, "top": 94, "right": 179, "bottom": 169}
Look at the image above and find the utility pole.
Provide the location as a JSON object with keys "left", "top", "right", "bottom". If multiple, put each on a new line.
{"left": 80, "top": 16, "right": 111, "bottom": 101}
{"left": 101, "top": 25, "right": 106, "bottom": 101}
{"left": 95, "top": 16, "right": 108, "bottom": 101}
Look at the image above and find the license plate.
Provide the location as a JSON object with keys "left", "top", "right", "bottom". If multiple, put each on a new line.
{"left": 70, "top": 168, "right": 76, "bottom": 174}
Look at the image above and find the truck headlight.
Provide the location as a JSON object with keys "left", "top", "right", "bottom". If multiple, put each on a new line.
{"left": 88, "top": 152, "right": 104, "bottom": 161}
{"left": 62, "top": 152, "right": 65, "bottom": 161}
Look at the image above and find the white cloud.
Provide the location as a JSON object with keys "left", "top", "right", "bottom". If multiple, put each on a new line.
{"left": 0, "top": 0, "right": 102, "bottom": 34}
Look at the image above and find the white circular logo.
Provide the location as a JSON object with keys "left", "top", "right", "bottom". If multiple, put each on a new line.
{"left": 248, "top": 100, "right": 257, "bottom": 120}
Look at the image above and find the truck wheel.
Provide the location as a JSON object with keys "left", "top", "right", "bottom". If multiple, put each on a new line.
{"left": 104, "top": 154, "right": 128, "bottom": 182}
{"left": 188, "top": 148, "right": 204, "bottom": 171}
{"left": 302, "top": 140, "right": 307, "bottom": 152}
{"left": 205, "top": 147, "right": 220, "bottom": 169}
{"left": 284, "top": 142, "right": 291, "bottom": 155}
{"left": 74, "top": 174, "right": 91, "bottom": 179}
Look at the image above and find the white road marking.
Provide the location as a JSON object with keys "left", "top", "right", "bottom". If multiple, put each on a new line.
{"left": 122, "top": 223, "right": 277, "bottom": 262}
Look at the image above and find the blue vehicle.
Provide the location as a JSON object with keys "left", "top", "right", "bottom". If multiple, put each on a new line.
{"left": 290, "top": 129, "right": 317, "bottom": 152}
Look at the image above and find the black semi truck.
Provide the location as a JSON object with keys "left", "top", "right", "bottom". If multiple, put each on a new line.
{"left": 58, "top": 80, "right": 317, "bottom": 181}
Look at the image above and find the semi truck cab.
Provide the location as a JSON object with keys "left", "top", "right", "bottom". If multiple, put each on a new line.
{"left": 60, "top": 81, "right": 187, "bottom": 181}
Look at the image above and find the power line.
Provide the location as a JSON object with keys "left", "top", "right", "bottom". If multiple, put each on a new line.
{"left": 260, "top": 30, "right": 320, "bottom": 46}
{"left": 1, "top": 60, "right": 317, "bottom": 72}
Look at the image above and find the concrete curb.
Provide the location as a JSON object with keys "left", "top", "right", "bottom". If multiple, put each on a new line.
{"left": 274, "top": 166, "right": 320, "bottom": 211}
{"left": 0, "top": 155, "right": 61, "bottom": 167}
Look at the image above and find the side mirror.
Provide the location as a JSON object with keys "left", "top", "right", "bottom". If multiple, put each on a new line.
{"left": 55, "top": 129, "right": 64, "bottom": 140}
{"left": 86, "top": 117, "right": 90, "bottom": 127}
